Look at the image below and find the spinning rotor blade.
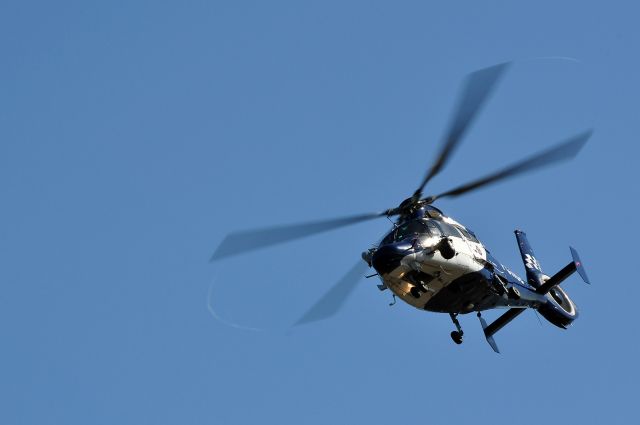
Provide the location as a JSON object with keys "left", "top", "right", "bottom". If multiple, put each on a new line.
{"left": 211, "top": 212, "right": 387, "bottom": 261}
{"left": 431, "top": 130, "right": 592, "bottom": 201}
{"left": 414, "top": 62, "right": 510, "bottom": 199}
{"left": 295, "top": 261, "right": 369, "bottom": 325}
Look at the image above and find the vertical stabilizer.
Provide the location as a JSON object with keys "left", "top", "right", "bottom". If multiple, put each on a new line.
{"left": 514, "top": 230, "right": 544, "bottom": 288}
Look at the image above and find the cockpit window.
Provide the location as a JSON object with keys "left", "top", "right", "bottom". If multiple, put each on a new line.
{"left": 426, "top": 221, "right": 442, "bottom": 237}
{"left": 394, "top": 220, "right": 429, "bottom": 241}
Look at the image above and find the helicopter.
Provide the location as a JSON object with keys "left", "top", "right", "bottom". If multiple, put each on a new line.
{"left": 211, "top": 62, "right": 591, "bottom": 353}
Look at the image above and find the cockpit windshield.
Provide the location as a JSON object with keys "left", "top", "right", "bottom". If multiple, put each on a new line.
{"left": 395, "top": 220, "right": 429, "bottom": 241}
{"left": 381, "top": 219, "right": 440, "bottom": 245}
{"left": 380, "top": 217, "right": 478, "bottom": 246}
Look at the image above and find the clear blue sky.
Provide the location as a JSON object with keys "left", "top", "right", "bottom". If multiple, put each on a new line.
{"left": 1, "top": 1, "right": 638, "bottom": 424}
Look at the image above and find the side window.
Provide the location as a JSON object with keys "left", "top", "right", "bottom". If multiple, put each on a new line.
{"left": 467, "top": 229, "right": 480, "bottom": 243}
{"left": 433, "top": 221, "right": 462, "bottom": 238}
{"left": 456, "top": 226, "right": 479, "bottom": 243}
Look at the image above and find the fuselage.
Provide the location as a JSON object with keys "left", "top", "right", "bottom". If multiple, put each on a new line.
{"left": 365, "top": 205, "right": 537, "bottom": 315}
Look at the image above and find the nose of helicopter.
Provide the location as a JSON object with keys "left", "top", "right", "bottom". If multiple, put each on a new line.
{"left": 371, "top": 243, "right": 410, "bottom": 275}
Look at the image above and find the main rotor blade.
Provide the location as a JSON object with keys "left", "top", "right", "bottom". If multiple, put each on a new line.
{"left": 211, "top": 212, "right": 386, "bottom": 261}
{"left": 414, "top": 63, "right": 510, "bottom": 199}
{"left": 431, "top": 130, "right": 592, "bottom": 201}
{"left": 295, "top": 261, "right": 369, "bottom": 325}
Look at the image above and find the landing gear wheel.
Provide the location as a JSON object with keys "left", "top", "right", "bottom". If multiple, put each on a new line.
{"left": 448, "top": 313, "right": 464, "bottom": 345}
